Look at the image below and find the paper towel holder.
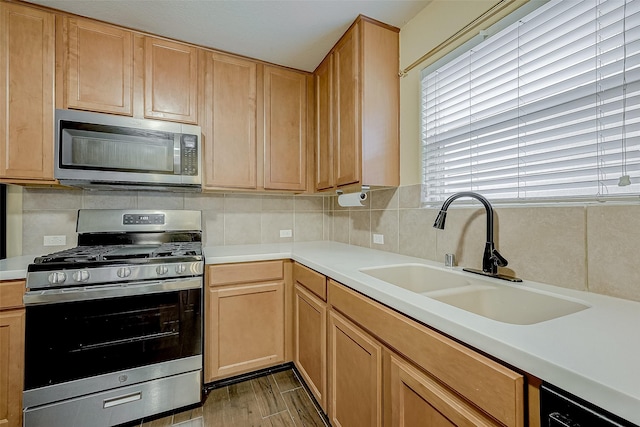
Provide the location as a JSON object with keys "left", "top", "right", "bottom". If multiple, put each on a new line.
{"left": 336, "top": 185, "right": 370, "bottom": 196}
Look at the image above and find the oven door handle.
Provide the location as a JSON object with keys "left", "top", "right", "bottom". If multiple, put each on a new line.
{"left": 23, "top": 277, "right": 202, "bottom": 305}
{"left": 103, "top": 391, "right": 142, "bottom": 409}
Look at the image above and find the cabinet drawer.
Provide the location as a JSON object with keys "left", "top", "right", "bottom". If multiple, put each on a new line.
{"left": 293, "top": 263, "right": 326, "bottom": 300}
{"left": 328, "top": 280, "right": 524, "bottom": 427}
{"left": 0, "top": 280, "right": 25, "bottom": 310}
{"left": 23, "top": 370, "right": 200, "bottom": 427}
{"left": 208, "top": 260, "right": 284, "bottom": 287}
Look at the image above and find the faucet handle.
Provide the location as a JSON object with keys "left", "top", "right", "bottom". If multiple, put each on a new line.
{"left": 490, "top": 249, "right": 508, "bottom": 267}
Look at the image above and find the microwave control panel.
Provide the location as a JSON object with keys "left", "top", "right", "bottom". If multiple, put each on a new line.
{"left": 181, "top": 135, "right": 199, "bottom": 176}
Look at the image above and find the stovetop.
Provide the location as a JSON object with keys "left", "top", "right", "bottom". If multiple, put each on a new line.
{"left": 26, "top": 209, "right": 205, "bottom": 291}
{"left": 30, "top": 242, "right": 202, "bottom": 269}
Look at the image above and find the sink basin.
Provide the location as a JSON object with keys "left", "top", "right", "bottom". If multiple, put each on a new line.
{"left": 431, "top": 285, "right": 590, "bottom": 325}
{"left": 359, "top": 263, "right": 471, "bottom": 294}
{"left": 360, "top": 263, "right": 589, "bottom": 325}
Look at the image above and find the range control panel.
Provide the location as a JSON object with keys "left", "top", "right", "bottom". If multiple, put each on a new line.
{"left": 123, "top": 214, "right": 165, "bottom": 225}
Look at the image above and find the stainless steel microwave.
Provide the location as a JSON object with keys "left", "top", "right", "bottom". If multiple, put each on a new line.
{"left": 54, "top": 109, "right": 202, "bottom": 192}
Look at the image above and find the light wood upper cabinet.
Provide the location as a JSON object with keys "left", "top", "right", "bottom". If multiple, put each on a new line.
{"left": 200, "top": 53, "right": 310, "bottom": 192}
{"left": 0, "top": 3, "right": 55, "bottom": 183}
{"left": 144, "top": 37, "right": 197, "bottom": 123}
{"left": 333, "top": 24, "right": 361, "bottom": 188}
{"left": 263, "top": 66, "right": 307, "bottom": 191}
{"left": 63, "top": 17, "right": 133, "bottom": 115}
{"left": 315, "top": 55, "right": 334, "bottom": 191}
{"left": 200, "top": 51, "right": 257, "bottom": 189}
{"left": 0, "top": 280, "right": 26, "bottom": 427}
{"left": 60, "top": 19, "right": 198, "bottom": 123}
{"left": 314, "top": 16, "right": 399, "bottom": 191}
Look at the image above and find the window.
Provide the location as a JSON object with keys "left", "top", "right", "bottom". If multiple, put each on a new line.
{"left": 421, "top": 0, "right": 640, "bottom": 204}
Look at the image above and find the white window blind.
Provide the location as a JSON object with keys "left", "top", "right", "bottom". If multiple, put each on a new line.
{"left": 421, "top": 0, "right": 640, "bottom": 204}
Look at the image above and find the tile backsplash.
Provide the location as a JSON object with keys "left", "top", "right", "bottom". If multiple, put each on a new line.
{"left": 18, "top": 185, "right": 640, "bottom": 303}
{"left": 20, "top": 188, "right": 327, "bottom": 255}
{"left": 325, "top": 185, "right": 640, "bottom": 303}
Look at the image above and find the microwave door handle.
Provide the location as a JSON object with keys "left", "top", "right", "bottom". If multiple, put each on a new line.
{"left": 174, "top": 133, "right": 181, "bottom": 175}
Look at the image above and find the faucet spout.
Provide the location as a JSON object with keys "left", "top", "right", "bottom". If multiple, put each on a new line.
{"left": 433, "top": 192, "right": 519, "bottom": 281}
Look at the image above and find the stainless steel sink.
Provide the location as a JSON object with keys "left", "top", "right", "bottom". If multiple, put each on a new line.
{"left": 359, "top": 263, "right": 590, "bottom": 324}
{"left": 359, "top": 263, "right": 471, "bottom": 294}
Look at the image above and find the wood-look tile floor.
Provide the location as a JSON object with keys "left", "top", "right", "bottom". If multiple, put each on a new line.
{"left": 129, "top": 369, "right": 328, "bottom": 427}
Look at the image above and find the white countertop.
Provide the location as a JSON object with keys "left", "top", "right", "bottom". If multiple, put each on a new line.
{"left": 0, "top": 255, "right": 38, "bottom": 281}
{"left": 204, "top": 241, "right": 640, "bottom": 425}
{"left": 4, "top": 242, "right": 639, "bottom": 423}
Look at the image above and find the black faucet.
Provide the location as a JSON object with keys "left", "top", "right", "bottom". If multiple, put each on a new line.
{"left": 433, "top": 192, "right": 521, "bottom": 282}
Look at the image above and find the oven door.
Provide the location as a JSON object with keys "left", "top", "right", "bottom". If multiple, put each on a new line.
{"left": 23, "top": 277, "right": 202, "bottom": 406}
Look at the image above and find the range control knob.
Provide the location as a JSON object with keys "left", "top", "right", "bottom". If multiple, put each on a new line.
{"left": 175, "top": 264, "right": 186, "bottom": 274}
{"left": 48, "top": 272, "right": 67, "bottom": 284}
{"left": 116, "top": 267, "right": 132, "bottom": 278}
{"left": 156, "top": 265, "right": 169, "bottom": 275}
{"left": 72, "top": 270, "right": 90, "bottom": 282}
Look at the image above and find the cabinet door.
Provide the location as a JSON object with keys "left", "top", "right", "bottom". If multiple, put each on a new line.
{"left": 333, "top": 22, "right": 361, "bottom": 188}
{"left": 202, "top": 52, "right": 257, "bottom": 189}
{"left": 0, "top": 3, "right": 54, "bottom": 182}
{"left": 0, "top": 309, "right": 25, "bottom": 427}
{"left": 315, "top": 55, "right": 334, "bottom": 191}
{"left": 206, "top": 282, "right": 284, "bottom": 381}
{"left": 263, "top": 66, "right": 307, "bottom": 191}
{"left": 390, "top": 355, "right": 499, "bottom": 427}
{"left": 328, "top": 310, "right": 381, "bottom": 427}
{"left": 144, "top": 37, "right": 197, "bottom": 123}
{"left": 65, "top": 18, "right": 132, "bottom": 115}
{"left": 294, "top": 284, "right": 327, "bottom": 410}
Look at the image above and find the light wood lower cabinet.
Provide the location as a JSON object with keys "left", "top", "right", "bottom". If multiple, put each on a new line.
{"left": 205, "top": 261, "right": 286, "bottom": 382}
{"left": 390, "top": 354, "right": 500, "bottom": 427}
{"left": 0, "top": 280, "right": 26, "bottom": 427}
{"left": 328, "top": 279, "right": 525, "bottom": 427}
{"left": 204, "top": 260, "right": 532, "bottom": 427}
{"left": 328, "top": 310, "right": 382, "bottom": 427}
{"left": 294, "top": 284, "right": 327, "bottom": 409}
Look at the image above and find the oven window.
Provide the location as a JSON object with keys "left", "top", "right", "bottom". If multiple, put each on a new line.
{"left": 24, "top": 289, "right": 201, "bottom": 390}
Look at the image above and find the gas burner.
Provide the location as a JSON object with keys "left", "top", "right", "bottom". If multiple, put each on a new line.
{"left": 154, "top": 242, "right": 201, "bottom": 258}
{"left": 32, "top": 242, "right": 202, "bottom": 266}
{"left": 26, "top": 209, "right": 204, "bottom": 290}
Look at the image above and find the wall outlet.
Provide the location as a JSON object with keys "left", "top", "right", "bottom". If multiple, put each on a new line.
{"left": 280, "top": 229, "right": 293, "bottom": 238}
{"left": 44, "top": 235, "right": 66, "bottom": 246}
{"left": 373, "top": 234, "right": 384, "bottom": 245}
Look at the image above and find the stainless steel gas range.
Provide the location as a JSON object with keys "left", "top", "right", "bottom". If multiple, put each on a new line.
{"left": 23, "top": 209, "right": 204, "bottom": 427}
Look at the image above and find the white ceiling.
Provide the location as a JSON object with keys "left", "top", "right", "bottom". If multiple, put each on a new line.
{"left": 26, "top": 0, "right": 430, "bottom": 72}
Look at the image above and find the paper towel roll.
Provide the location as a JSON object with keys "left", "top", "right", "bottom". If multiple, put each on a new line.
{"left": 338, "top": 192, "right": 368, "bottom": 207}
